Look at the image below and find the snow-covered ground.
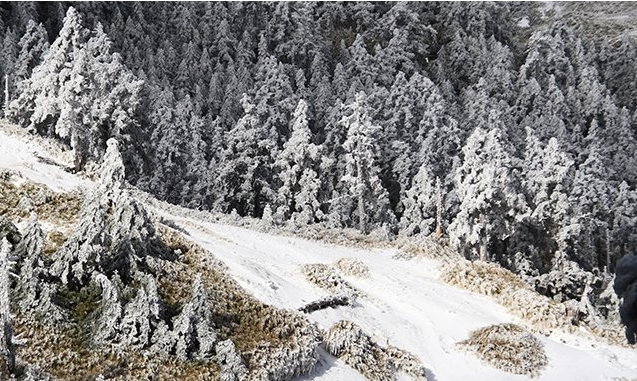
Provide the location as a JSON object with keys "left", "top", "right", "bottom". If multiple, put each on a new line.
{"left": 0, "top": 124, "right": 89, "bottom": 192}
{"left": 1, "top": 125, "right": 637, "bottom": 381}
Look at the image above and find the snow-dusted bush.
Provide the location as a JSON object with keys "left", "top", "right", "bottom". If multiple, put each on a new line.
{"left": 441, "top": 260, "right": 570, "bottom": 332}
{"left": 301, "top": 264, "right": 359, "bottom": 298}
{"left": 394, "top": 234, "right": 457, "bottom": 260}
{"left": 440, "top": 260, "right": 526, "bottom": 297}
{"left": 385, "top": 345, "right": 428, "bottom": 380}
{"left": 324, "top": 321, "right": 394, "bottom": 381}
{"left": 333, "top": 258, "right": 369, "bottom": 278}
{"left": 324, "top": 320, "right": 428, "bottom": 381}
{"left": 459, "top": 323, "right": 548, "bottom": 377}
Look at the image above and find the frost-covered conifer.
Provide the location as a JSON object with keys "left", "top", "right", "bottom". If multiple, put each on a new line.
{"left": 120, "top": 275, "right": 161, "bottom": 348}
{"left": 167, "top": 275, "right": 219, "bottom": 361}
{"left": 339, "top": 92, "right": 394, "bottom": 233}
{"left": 449, "top": 123, "right": 528, "bottom": 261}
{"left": 13, "top": 20, "right": 49, "bottom": 88}
{"left": 401, "top": 165, "right": 437, "bottom": 237}
{"left": 92, "top": 273, "right": 123, "bottom": 344}
{"left": 14, "top": 214, "right": 45, "bottom": 311}
{"left": 276, "top": 99, "right": 323, "bottom": 225}
{"left": 215, "top": 339, "right": 248, "bottom": 381}
{"left": 7, "top": 7, "right": 87, "bottom": 133}
{"left": 611, "top": 182, "right": 637, "bottom": 262}
{"left": 218, "top": 94, "right": 279, "bottom": 217}
{"left": 51, "top": 138, "right": 156, "bottom": 285}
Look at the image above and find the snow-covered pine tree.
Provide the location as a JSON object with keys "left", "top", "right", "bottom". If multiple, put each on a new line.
{"left": 611, "top": 182, "right": 637, "bottom": 266}
{"left": 339, "top": 92, "right": 394, "bottom": 234}
{"left": 400, "top": 164, "right": 437, "bottom": 237}
{"left": 276, "top": 99, "right": 323, "bottom": 225}
{"left": 13, "top": 20, "right": 49, "bottom": 89}
{"left": 523, "top": 129, "right": 577, "bottom": 271}
{"left": 14, "top": 213, "right": 45, "bottom": 311}
{"left": 217, "top": 94, "right": 280, "bottom": 217}
{"left": 449, "top": 120, "right": 528, "bottom": 261}
{"left": 570, "top": 141, "right": 612, "bottom": 270}
{"left": 3, "top": 74, "right": 8, "bottom": 117}
{"left": 7, "top": 7, "right": 88, "bottom": 134}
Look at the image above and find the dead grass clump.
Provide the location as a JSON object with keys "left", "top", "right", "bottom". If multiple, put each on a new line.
{"left": 395, "top": 235, "right": 458, "bottom": 260}
{"left": 385, "top": 345, "right": 428, "bottom": 380}
{"left": 459, "top": 323, "right": 548, "bottom": 378}
{"left": 504, "top": 288, "right": 570, "bottom": 332}
{"left": 440, "top": 260, "right": 570, "bottom": 333}
{"left": 324, "top": 321, "right": 394, "bottom": 381}
{"left": 0, "top": 179, "right": 81, "bottom": 225}
{"left": 43, "top": 230, "right": 67, "bottom": 257}
{"left": 324, "top": 320, "right": 429, "bottom": 381}
{"left": 301, "top": 263, "right": 360, "bottom": 297}
{"left": 440, "top": 260, "right": 526, "bottom": 297}
{"left": 334, "top": 258, "right": 370, "bottom": 278}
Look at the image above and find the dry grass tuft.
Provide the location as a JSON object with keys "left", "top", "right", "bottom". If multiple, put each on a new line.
{"left": 324, "top": 320, "right": 428, "bottom": 381}
{"left": 323, "top": 320, "right": 395, "bottom": 381}
{"left": 0, "top": 179, "right": 81, "bottom": 226}
{"left": 440, "top": 260, "right": 526, "bottom": 296}
{"left": 440, "top": 260, "right": 570, "bottom": 333}
{"left": 333, "top": 258, "right": 370, "bottom": 278}
{"left": 301, "top": 263, "right": 360, "bottom": 297}
{"left": 395, "top": 235, "right": 458, "bottom": 260}
{"left": 459, "top": 323, "right": 548, "bottom": 378}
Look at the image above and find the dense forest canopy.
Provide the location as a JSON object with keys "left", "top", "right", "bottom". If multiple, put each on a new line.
{"left": 1, "top": 1, "right": 637, "bottom": 281}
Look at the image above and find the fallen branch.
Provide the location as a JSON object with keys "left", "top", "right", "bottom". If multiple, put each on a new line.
{"left": 299, "top": 295, "right": 352, "bottom": 314}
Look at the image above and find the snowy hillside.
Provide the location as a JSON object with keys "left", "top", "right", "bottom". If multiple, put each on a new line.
{"left": 1, "top": 124, "right": 637, "bottom": 381}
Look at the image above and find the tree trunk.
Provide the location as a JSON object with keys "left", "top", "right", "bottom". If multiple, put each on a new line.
{"left": 358, "top": 194, "right": 366, "bottom": 234}
{"left": 3, "top": 74, "right": 8, "bottom": 117}
{"left": 0, "top": 320, "right": 14, "bottom": 377}
{"left": 356, "top": 159, "right": 366, "bottom": 234}
{"left": 0, "top": 239, "right": 14, "bottom": 377}
{"left": 435, "top": 177, "right": 443, "bottom": 238}
{"left": 479, "top": 214, "right": 487, "bottom": 261}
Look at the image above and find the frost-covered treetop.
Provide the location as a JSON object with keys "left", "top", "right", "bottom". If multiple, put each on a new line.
{"left": 99, "top": 138, "right": 125, "bottom": 189}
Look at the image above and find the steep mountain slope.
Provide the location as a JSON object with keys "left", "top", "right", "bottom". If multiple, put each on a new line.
{"left": 1, "top": 123, "right": 637, "bottom": 380}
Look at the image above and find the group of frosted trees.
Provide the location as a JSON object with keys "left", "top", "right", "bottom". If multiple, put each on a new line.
{"left": 2, "top": 3, "right": 637, "bottom": 277}
{"left": 5, "top": 7, "right": 142, "bottom": 171}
